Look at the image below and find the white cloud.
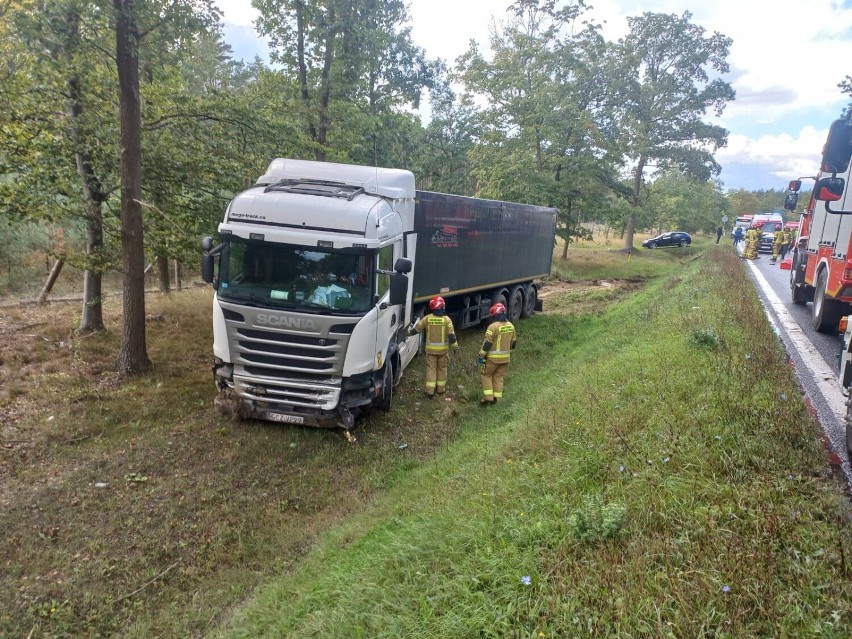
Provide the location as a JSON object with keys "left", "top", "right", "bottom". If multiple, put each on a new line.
{"left": 214, "top": 0, "right": 852, "bottom": 189}
{"left": 717, "top": 126, "right": 827, "bottom": 184}
{"left": 215, "top": 0, "right": 258, "bottom": 27}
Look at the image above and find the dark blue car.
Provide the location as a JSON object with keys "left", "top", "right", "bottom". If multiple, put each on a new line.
{"left": 642, "top": 232, "right": 692, "bottom": 249}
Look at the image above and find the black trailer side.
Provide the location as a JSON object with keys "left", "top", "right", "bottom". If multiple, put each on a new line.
{"left": 410, "top": 191, "right": 557, "bottom": 327}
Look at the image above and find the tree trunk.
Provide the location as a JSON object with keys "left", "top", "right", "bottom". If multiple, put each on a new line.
{"left": 156, "top": 254, "right": 170, "bottom": 293}
{"left": 624, "top": 155, "right": 647, "bottom": 251}
{"left": 624, "top": 214, "right": 637, "bottom": 252}
{"left": 114, "top": 0, "right": 150, "bottom": 374}
{"left": 174, "top": 260, "right": 182, "bottom": 291}
{"left": 295, "top": 1, "right": 318, "bottom": 144}
{"left": 63, "top": 7, "right": 104, "bottom": 333}
{"left": 315, "top": 8, "right": 336, "bottom": 161}
{"left": 78, "top": 204, "right": 104, "bottom": 333}
{"left": 561, "top": 199, "right": 571, "bottom": 259}
{"left": 38, "top": 260, "right": 64, "bottom": 304}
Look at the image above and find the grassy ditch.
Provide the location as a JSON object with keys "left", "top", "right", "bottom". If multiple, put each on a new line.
{"left": 1, "top": 239, "right": 850, "bottom": 637}
{"left": 219, "top": 244, "right": 852, "bottom": 638}
{"left": 0, "top": 245, "right": 651, "bottom": 638}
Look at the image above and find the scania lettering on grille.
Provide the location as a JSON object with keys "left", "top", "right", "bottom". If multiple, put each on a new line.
{"left": 255, "top": 314, "right": 317, "bottom": 331}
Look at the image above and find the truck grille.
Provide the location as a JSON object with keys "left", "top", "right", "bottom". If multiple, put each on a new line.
{"left": 223, "top": 309, "right": 357, "bottom": 411}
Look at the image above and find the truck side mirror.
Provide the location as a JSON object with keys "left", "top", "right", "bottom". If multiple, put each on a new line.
{"left": 389, "top": 272, "right": 408, "bottom": 305}
{"left": 201, "top": 236, "right": 215, "bottom": 284}
{"left": 393, "top": 257, "right": 412, "bottom": 274}
{"left": 788, "top": 180, "right": 802, "bottom": 192}
{"left": 814, "top": 177, "right": 844, "bottom": 202}
{"left": 201, "top": 254, "right": 215, "bottom": 284}
{"left": 821, "top": 119, "right": 852, "bottom": 174}
{"left": 784, "top": 192, "right": 799, "bottom": 211}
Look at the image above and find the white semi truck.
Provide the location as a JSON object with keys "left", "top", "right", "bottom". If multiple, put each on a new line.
{"left": 201, "top": 159, "right": 557, "bottom": 431}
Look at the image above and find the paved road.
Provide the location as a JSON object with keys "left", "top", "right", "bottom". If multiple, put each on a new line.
{"left": 738, "top": 244, "right": 851, "bottom": 490}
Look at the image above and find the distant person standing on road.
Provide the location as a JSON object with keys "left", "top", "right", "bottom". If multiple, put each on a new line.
{"left": 771, "top": 227, "right": 785, "bottom": 263}
{"left": 744, "top": 225, "right": 761, "bottom": 260}
{"left": 743, "top": 226, "right": 755, "bottom": 259}
{"left": 716, "top": 226, "right": 723, "bottom": 244}
{"left": 779, "top": 228, "right": 793, "bottom": 261}
{"left": 733, "top": 226, "right": 744, "bottom": 247}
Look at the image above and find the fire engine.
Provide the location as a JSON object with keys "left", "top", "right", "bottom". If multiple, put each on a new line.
{"left": 788, "top": 116, "right": 852, "bottom": 456}
{"left": 787, "top": 116, "right": 852, "bottom": 333}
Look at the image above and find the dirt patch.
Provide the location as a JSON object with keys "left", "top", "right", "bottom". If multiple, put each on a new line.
{"left": 538, "top": 278, "right": 643, "bottom": 316}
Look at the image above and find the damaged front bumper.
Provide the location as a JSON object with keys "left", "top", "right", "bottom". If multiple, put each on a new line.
{"left": 213, "top": 361, "right": 381, "bottom": 430}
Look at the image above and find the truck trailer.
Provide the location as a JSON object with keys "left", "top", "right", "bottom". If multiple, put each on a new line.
{"left": 200, "top": 159, "right": 557, "bottom": 431}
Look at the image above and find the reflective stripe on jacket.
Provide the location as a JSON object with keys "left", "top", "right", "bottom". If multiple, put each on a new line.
{"left": 415, "top": 313, "right": 456, "bottom": 354}
{"left": 479, "top": 320, "right": 516, "bottom": 363}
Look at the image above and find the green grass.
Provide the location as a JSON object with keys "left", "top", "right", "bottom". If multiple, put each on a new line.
{"left": 217, "top": 246, "right": 852, "bottom": 638}
{"left": 2, "top": 243, "right": 850, "bottom": 638}
{"left": 550, "top": 236, "right": 709, "bottom": 282}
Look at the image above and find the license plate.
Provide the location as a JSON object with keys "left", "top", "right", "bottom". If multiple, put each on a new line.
{"left": 266, "top": 412, "right": 305, "bottom": 425}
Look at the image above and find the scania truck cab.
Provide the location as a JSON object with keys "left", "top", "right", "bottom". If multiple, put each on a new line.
{"left": 201, "top": 159, "right": 417, "bottom": 430}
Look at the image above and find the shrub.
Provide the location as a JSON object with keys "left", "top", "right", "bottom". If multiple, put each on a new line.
{"left": 568, "top": 495, "right": 626, "bottom": 543}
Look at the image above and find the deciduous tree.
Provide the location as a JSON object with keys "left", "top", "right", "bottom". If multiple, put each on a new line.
{"left": 457, "top": 0, "right": 618, "bottom": 251}
{"left": 613, "top": 11, "right": 734, "bottom": 251}
{"left": 253, "top": 0, "right": 434, "bottom": 161}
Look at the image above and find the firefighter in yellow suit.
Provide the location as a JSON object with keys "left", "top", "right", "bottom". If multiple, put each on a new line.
{"left": 742, "top": 227, "right": 754, "bottom": 259}
{"left": 408, "top": 296, "right": 458, "bottom": 398}
{"left": 477, "top": 302, "right": 516, "bottom": 406}
{"left": 771, "top": 227, "right": 785, "bottom": 262}
{"left": 744, "top": 226, "right": 760, "bottom": 260}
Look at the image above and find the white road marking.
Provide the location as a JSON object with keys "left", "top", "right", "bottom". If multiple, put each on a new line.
{"left": 746, "top": 261, "right": 847, "bottom": 424}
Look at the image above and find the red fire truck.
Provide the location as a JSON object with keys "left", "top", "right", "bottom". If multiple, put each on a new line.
{"left": 787, "top": 116, "right": 852, "bottom": 333}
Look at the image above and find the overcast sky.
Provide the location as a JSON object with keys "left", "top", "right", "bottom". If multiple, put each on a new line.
{"left": 216, "top": 0, "right": 852, "bottom": 192}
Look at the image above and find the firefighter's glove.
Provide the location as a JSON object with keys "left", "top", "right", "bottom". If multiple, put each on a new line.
{"left": 452, "top": 344, "right": 460, "bottom": 354}
{"left": 476, "top": 357, "right": 485, "bottom": 366}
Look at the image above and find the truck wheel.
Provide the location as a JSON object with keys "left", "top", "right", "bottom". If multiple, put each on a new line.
{"left": 846, "top": 395, "right": 852, "bottom": 456}
{"left": 679, "top": 240, "right": 687, "bottom": 247}
{"left": 521, "top": 284, "right": 537, "bottom": 318}
{"left": 507, "top": 286, "right": 524, "bottom": 323}
{"left": 790, "top": 254, "right": 808, "bottom": 305}
{"left": 812, "top": 269, "right": 842, "bottom": 333}
{"left": 648, "top": 242, "right": 657, "bottom": 249}
{"left": 378, "top": 361, "right": 393, "bottom": 412}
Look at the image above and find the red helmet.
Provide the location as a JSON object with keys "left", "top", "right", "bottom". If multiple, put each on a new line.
{"left": 489, "top": 302, "right": 506, "bottom": 317}
{"left": 429, "top": 296, "right": 446, "bottom": 311}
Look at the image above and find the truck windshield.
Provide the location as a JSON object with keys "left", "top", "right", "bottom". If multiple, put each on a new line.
{"left": 217, "top": 239, "right": 373, "bottom": 314}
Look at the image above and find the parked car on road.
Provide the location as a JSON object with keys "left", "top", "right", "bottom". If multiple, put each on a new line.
{"left": 642, "top": 232, "right": 692, "bottom": 249}
{"left": 757, "top": 220, "right": 784, "bottom": 253}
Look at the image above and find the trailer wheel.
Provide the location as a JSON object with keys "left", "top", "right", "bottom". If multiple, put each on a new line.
{"left": 521, "top": 284, "right": 536, "bottom": 318}
{"left": 507, "top": 286, "right": 524, "bottom": 323}
{"left": 812, "top": 269, "right": 842, "bottom": 333}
